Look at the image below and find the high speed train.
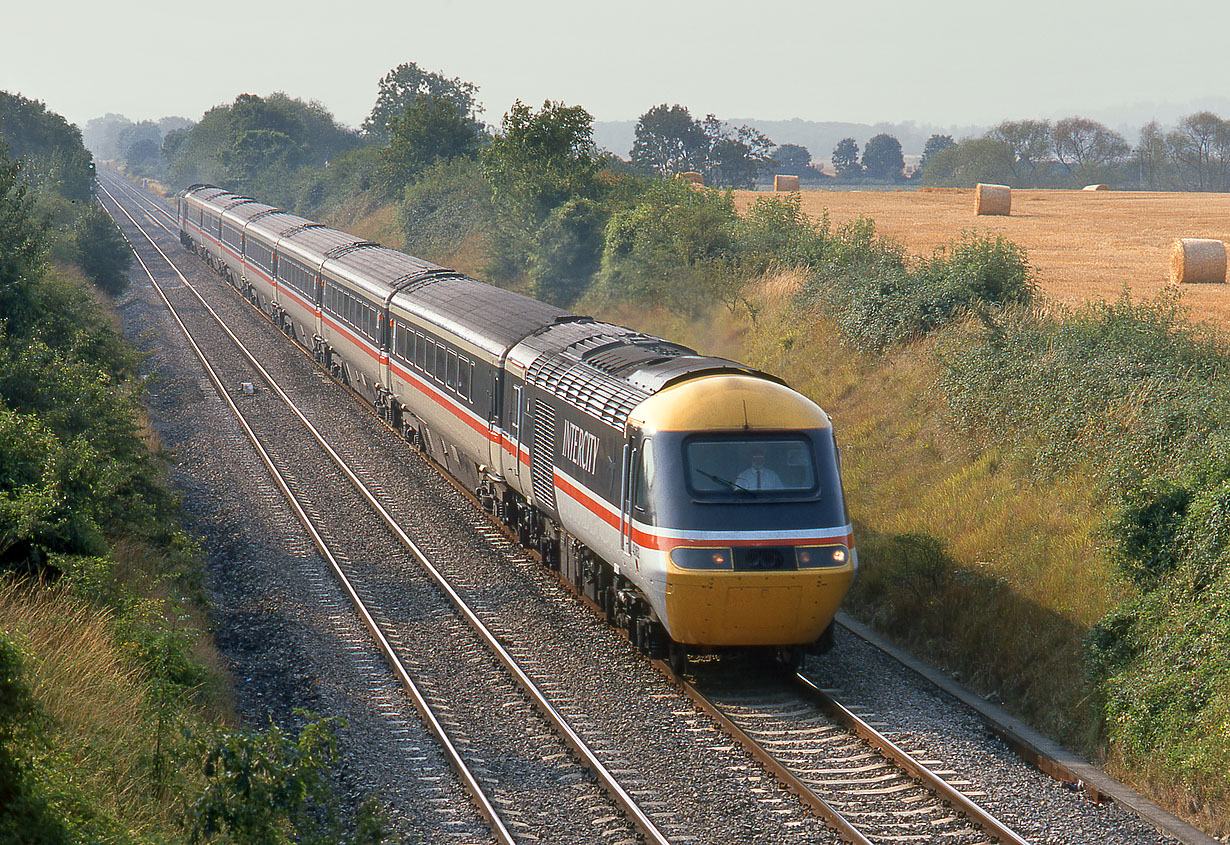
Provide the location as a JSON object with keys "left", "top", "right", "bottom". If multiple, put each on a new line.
{"left": 178, "top": 184, "right": 856, "bottom": 669}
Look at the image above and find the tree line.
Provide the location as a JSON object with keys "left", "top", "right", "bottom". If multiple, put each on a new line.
{"left": 917, "top": 112, "right": 1230, "bottom": 190}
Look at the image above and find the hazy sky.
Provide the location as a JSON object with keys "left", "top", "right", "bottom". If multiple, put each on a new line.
{"left": 6, "top": 0, "right": 1230, "bottom": 133}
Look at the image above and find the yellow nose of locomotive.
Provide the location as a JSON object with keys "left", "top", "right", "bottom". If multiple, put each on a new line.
{"left": 628, "top": 374, "right": 855, "bottom": 648}
{"left": 664, "top": 565, "right": 854, "bottom": 646}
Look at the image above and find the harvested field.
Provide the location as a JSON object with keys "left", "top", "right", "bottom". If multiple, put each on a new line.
{"left": 734, "top": 188, "right": 1230, "bottom": 325}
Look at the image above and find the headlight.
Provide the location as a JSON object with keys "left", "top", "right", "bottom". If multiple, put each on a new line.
{"left": 669, "top": 546, "right": 734, "bottom": 570}
{"left": 795, "top": 545, "right": 850, "bottom": 569}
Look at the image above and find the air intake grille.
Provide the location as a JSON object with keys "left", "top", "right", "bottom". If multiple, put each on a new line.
{"left": 530, "top": 401, "right": 557, "bottom": 511}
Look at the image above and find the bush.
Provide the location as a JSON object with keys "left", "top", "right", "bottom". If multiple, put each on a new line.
{"left": 293, "top": 147, "right": 382, "bottom": 221}
{"left": 735, "top": 193, "right": 828, "bottom": 275}
{"left": 186, "top": 715, "right": 386, "bottom": 845}
{"left": 940, "top": 290, "right": 1230, "bottom": 482}
{"left": 528, "top": 196, "right": 606, "bottom": 305}
{"left": 930, "top": 282, "right": 1230, "bottom": 825}
{"left": 74, "top": 205, "right": 131, "bottom": 295}
{"left": 597, "top": 178, "right": 739, "bottom": 312}
{"left": 400, "top": 157, "right": 493, "bottom": 265}
{"left": 798, "top": 224, "right": 1034, "bottom": 350}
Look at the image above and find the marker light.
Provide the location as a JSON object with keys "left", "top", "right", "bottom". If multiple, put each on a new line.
{"left": 796, "top": 545, "right": 850, "bottom": 569}
{"left": 669, "top": 547, "right": 734, "bottom": 570}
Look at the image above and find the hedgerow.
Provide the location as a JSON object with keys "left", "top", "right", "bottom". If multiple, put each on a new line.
{"left": 797, "top": 221, "right": 1035, "bottom": 349}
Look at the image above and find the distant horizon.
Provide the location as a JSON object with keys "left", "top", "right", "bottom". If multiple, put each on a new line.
{"left": 61, "top": 95, "right": 1230, "bottom": 164}
{"left": 8, "top": 0, "right": 1230, "bottom": 152}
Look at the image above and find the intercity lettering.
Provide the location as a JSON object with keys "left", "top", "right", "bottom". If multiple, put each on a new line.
{"left": 561, "top": 419, "right": 599, "bottom": 475}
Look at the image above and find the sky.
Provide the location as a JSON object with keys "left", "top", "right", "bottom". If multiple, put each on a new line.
{"left": 6, "top": 0, "right": 1230, "bottom": 135}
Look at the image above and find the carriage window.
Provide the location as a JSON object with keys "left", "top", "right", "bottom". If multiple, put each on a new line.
{"left": 446, "top": 351, "right": 458, "bottom": 390}
{"left": 633, "top": 441, "right": 654, "bottom": 518}
{"left": 425, "top": 341, "right": 435, "bottom": 376}
{"left": 458, "top": 361, "right": 472, "bottom": 401}
{"left": 434, "top": 343, "right": 447, "bottom": 383}
{"left": 416, "top": 334, "right": 425, "bottom": 370}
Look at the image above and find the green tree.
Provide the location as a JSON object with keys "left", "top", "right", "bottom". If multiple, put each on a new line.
{"left": 1052, "top": 116, "right": 1129, "bottom": 186}
{"left": 988, "top": 120, "right": 1052, "bottom": 184}
{"left": 771, "top": 143, "right": 815, "bottom": 177}
{"left": 482, "top": 100, "right": 604, "bottom": 281}
{"left": 0, "top": 91, "right": 93, "bottom": 201}
{"left": 529, "top": 197, "right": 607, "bottom": 305}
{"left": 124, "top": 138, "right": 162, "bottom": 175}
{"left": 703, "top": 117, "right": 775, "bottom": 188}
{"left": 0, "top": 147, "right": 46, "bottom": 304}
{"left": 921, "top": 137, "right": 1016, "bottom": 187}
{"left": 630, "top": 104, "right": 708, "bottom": 176}
{"left": 832, "top": 138, "right": 861, "bottom": 178}
{"left": 379, "top": 95, "right": 480, "bottom": 195}
{"left": 82, "top": 113, "right": 134, "bottom": 161}
{"left": 918, "top": 134, "right": 956, "bottom": 174}
{"left": 362, "top": 62, "right": 480, "bottom": 143}
{"left": 74, "top": 205, "right": 131, "bottom": 295}
{"left": 862, "top": 133, "right": 904, "bottom": 181}
{"left": 164, "top": 94, "right": 358, "bottom": 201}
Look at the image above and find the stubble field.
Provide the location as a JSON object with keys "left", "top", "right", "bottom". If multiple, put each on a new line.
{"left": 734, "top": 188, "right": 1230, "bottom": 325}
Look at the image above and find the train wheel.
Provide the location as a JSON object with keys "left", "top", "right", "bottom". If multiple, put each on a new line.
{"left": 775, "top": 647, "right": 804, "bottom": 674}
{"left": 667, "top": 640, "right": 688, "bottom": 675}
{"left": 646, "top": 623, "right": 668, "bottom": 660}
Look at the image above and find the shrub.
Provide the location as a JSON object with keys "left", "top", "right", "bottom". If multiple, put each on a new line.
{"left": 798, "top": 224, "right": 1034, "bottom": 349}
{"left": 735, "top": 193, "right": 828, "bottom": 274}
{"left": 400, "top": 157, "right": 493, "bottom": 265}
{"left": 940, "top": 290, "right": 1230, "bottom": 482}
{"left": 186, "top": 715, "right": 386, "bottom": 844}
{"left": 597, "top": 178, "right": 738, "bottom": 313}
{"left": 528, "top": 196, "right": 607, "bottom": 305}
{"left": 73, "top": 205, "right": 131, "bottom": 295}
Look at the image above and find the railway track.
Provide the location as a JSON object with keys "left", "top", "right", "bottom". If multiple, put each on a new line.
{"left": 99, "top": 174, "right": 1193, "bottom": 845}
{"left": 98, "top": 175, "right": 670, "bottom": 845}
{"left": 676, "top": 658, "right": 1027, "bottom": 844}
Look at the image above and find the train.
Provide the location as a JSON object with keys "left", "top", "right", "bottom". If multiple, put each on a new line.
{"left": 177, "top": 184, "right": 856, "bottom": 670}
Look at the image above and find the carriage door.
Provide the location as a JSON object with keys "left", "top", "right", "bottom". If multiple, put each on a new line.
{"left": 620, "top": 427, "right": 644, "bottom": 566}
{"left": 506, "top": 384, "right": 526, "bottom": 489}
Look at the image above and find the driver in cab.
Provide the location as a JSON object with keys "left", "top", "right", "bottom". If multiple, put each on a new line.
{"left": 736, "top": 445, "right": 783, "bottom": 491}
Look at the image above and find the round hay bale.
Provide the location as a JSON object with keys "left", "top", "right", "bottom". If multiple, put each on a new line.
{"left": 974, "top": 183, "right": 1011, "bottom": 216}
{"left": 1082, "top": 184, "right": 1109, "bottom": 191}
{"left": 774, "top": 174, "right": 800, "bottom": 192}
{"left": 677, "top": 171, "right": 704, "bottom": 186}
{"left": 1170, "top": 238, "right": 1226, "bottom": 284}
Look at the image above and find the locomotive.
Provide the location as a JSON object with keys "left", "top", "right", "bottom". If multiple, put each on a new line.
{"left": 177, "top": 184, "right": 856, "bottom": 668}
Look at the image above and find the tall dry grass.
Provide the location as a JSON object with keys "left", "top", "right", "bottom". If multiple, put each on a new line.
{"left": 0, "top": 579, "right": 204, "bottom": 837}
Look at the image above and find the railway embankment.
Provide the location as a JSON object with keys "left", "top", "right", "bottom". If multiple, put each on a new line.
{"left": 610, "top": 249, "right": 1230, "bottom": 838}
